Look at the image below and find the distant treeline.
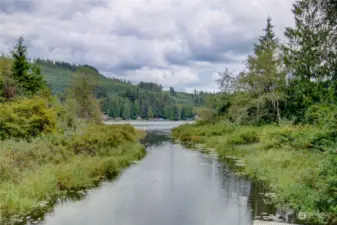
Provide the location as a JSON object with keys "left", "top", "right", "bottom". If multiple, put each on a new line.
{"left": 33, "top": 59, "right": 211, "bottom": 120}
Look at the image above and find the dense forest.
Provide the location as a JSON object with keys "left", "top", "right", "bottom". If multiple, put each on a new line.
{"left": 174, "top": 0, "right": 336, "bottom": 224}
{"left": 30, "top": 58, "right": 210, "bottom": 120}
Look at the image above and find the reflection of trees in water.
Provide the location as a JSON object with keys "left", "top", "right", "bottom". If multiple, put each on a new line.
{"left": 248, "top": 180, "right": 276, "bottom": 219}
{"left": 141, "top": 131, "right": 173, "bottom": 147}
{"left": 247, "top": 180, "right": 298, "bottom": 223}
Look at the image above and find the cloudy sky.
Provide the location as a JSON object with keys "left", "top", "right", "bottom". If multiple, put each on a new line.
{"left": 0, "top": 0, "right": 295, "bottom": 92}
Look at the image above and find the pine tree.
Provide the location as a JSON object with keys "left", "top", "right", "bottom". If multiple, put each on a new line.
{"left": 230, "top": 18, "right": 285, "bottom": 124}
{"left": 163, "top": 105, "right": 171, "bottom": 119}
{"left": 122, "top": 102, "right": 130, "bottom": 119}
{"left": 113, "top": 97, "right": 122, "bottom": 118}
{"left": 169, "top": 106, "right": 176, "bottom": 120}
{"left": 11, "top": 37, "right": 44, "bottom": 95}
{"left": 170, "top": 87, "right": 175, "bottom": 96}
{"left": 147, "top": 106, "right": 154, "bottom": 119}
{"left": 283, "top": 0, "right": 337, "bottom": 117}
{"left": 134, "top": 100, "right": 141, "bottom": 117}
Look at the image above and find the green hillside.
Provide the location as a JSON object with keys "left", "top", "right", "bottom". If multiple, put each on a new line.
{"left": 34, "top": 59, "right": 207, "bottom": 120}
{"left": 36, "top": 59, "right": 135, "bottom": 95}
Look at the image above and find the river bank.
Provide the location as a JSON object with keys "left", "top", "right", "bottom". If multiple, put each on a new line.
{"left": 28, "top": 122, "right": 276, "bottom": 225}
{"left": 0, "top": 123, "right": 146, "bottom": 225}
{"left": 173, "top": 121, "right": 337, "bottom": 225}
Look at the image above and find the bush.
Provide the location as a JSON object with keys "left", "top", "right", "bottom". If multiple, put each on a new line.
{"left": 226, "top": 127, "right": 260, "bottom": 145}
{"left": 70, "top": 124, "right": 136, "bottom": 155}
{"left": 305, "top": 104, "right": 337, "bottom": 129}
{"left": 318, "top": 150, "right": 337, "bottom": 223}
{"left": 0, "top": 97, "right": 57, "bottom": 140}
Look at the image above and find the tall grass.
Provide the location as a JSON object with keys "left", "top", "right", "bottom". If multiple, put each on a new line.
{"left": 0, "top": 123, "right": 145, "bottom": 223}
{"left": 173, "top": 122, "right": 337, "bottom": 224}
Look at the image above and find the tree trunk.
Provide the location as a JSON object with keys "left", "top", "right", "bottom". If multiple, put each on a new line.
{"left": 276, "top": 99, "right": 281, "bottom": 124}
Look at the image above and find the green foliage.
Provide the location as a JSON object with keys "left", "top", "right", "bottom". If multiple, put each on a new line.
{"left": 213, "top": 2, "right": 335, "bottom": 127}
{"left": 318, "top": 150, "right": 337, "bottom": 224}
{"left": 194, "top": 107, "right": 214, "bottom": 122}
{"left": 35, "top": 58, "right": 203, "bottom": 120}
{"left": 11, "top": 37, "right": 45, "bottom": 96}
{"left": 138, "top": 82, "right": 163, "bottom": 92}
{"left": 147, "top": 106, "right": 154, "bottom": 119}
{"left": 282, "top": 0, "right": 337, "bottom": 118}
{"left": 169, "top": 87, "right": 175, "bottom": 96}
{"left": 133, "top": 100, "right": 141, "bottom": 117}
{"left": 64, "top": 68, "right": 102, "bottom": 123}
{"left": 0, "top": 59, "right": 16, "bottom": 101}
{"left": 304, "top": 104, "right": 337, "bottom": 129}
{"left": 173, "top": 122, "right": 337, "bottom": 224}
{"left": 0, "top": 97, "right": 57, "bottom": 141}
{"left": 122, "top": 102, "right": 130, "bottom": 119}
{"left": 0, "top": 123, "right": 145, "bottom": 221}
{"left": 217, "top": 18, "right": 285, "bottom": 125}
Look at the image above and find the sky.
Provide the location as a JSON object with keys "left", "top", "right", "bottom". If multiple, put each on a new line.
{"left": 0, "top": 0, "right": 295, "bottom": 93}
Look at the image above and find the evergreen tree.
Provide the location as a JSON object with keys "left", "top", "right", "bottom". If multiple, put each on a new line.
{"left": 147, "top": 106, "right": 154, "bottom": 119}
{"left": 122, "top": 102, "right": 130, "bottom": 119}
{"left": 163, "top": 105, "right": 171, "bottom": 119}
{"left": 181, "top": 106, "right": 194, "bottom": 119}
{"left": 141, "top": 101, "right": 149, "bottom": 118}
{"left": 169, "top": 87, "right": 176, "bottom": 96}
{"left": 223, "top": 18, "right": 285, "bottom": 124}
{"left": 169, "top": 106, "right": 176, "bottom": 120}
{"left": 11, "top": 37, "right": 44, "bottom": 95}
{"left": 114, "top": 103, "right": 121, "bottom": 118}
{"left": 283, "top": 0, "right": 337, "bottom": 118}
{"left": 176, "top": 105, "right": 182, "bottom": 120}
{"left": 134, "top": 100, "right": 141, "bottom": 117}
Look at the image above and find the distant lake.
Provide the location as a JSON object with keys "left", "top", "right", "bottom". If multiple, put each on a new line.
{"left": 105, "top": 120, "right": 195, "bottom": 131}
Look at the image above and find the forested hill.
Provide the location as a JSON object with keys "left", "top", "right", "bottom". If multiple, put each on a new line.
{"left": 34, "top": 59, "right": 209, "bottom": 120}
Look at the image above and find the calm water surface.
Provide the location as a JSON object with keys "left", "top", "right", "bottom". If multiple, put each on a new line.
{"left": 37, "top": 121, "right": 286, "bottom": 225}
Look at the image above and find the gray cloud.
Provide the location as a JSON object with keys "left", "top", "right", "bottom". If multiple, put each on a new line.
{"left": 0, "top": 0, "right": 295, "bottom": 92}
{"left": 0, "top": 0, "right": 37, "bottom": 14}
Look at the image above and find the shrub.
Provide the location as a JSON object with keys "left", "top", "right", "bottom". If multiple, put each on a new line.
{"left": 318, "top": 150, "right": 337, "bottom": 223}
{"left": 226, "top": 127, "right": 260, "bottom": 145}
{"left": 304, "top": 104, "right": 337, "bottom": 129}
{"left": 0, "top": 97, "right": 57, "bottom": 140}
{"left": 70, "top": 124, "right": 136, "bottom": 155}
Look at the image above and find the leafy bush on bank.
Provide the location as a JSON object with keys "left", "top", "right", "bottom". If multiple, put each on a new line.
{"left": 0, "top": 97, "right": 57, "bottom": 141}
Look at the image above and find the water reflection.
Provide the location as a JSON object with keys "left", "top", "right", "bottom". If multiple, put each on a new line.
{"left": 32, "top": 122, "right": 291, "bottom": 225}
{"left": 39, "top": 129, "right": 253, "bottom": 225}
{"left": 141, "top": 131, "right": 172, "bottom": 147}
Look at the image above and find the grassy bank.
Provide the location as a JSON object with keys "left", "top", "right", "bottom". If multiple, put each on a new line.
{"left": 0, "top": 123, "right": 146, "bottom": 224}
{"left": 173, "top": 121, "right": 337, "bottom": 225}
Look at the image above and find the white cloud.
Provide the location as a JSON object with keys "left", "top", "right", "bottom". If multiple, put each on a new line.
{"left": 0, "top": 0, "right": 295, "bottom": 92}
